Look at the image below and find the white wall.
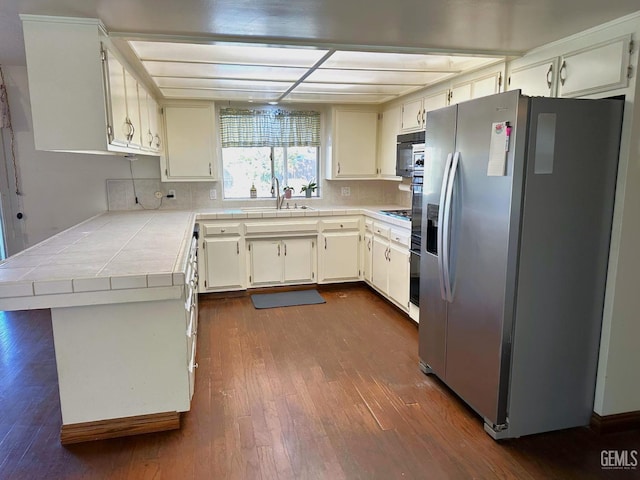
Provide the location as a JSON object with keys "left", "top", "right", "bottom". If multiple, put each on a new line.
{"left": 592, "top": 17, "right": 640, "bottom": 416}
{"left": 1, "top": 66, "right": 159, "bottom": 251}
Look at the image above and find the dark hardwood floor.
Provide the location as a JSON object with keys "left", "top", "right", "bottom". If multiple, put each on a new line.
{"left": 0, "top": 285, "right": 638, "bottom": 479}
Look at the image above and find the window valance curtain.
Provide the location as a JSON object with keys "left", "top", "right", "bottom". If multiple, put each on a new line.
{"left": 219, "top": 108, "right": 320, "bottom": 148}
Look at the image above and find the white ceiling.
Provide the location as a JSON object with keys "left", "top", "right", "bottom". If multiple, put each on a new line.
{"left": 2, "top": 0, "right": 640, "bottom": 103}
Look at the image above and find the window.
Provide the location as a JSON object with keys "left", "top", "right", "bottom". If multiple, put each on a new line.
{"left": 220, "top": 108, "right": 320, "bottom": 199}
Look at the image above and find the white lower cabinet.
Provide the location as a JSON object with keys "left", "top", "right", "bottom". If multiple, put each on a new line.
{"left": 318, "top": 218, "right": 361, "bottom": 283}
{"left": 363, "top": 231, "right": 373, "bottom": 283}
{"left": 368, "top": 221, "right": 411, "bottom": 312}
{"left": 198, "top": 215, "right": 411, "bottom": 314}
{"left": 202, "top": 237, "right": 245, "bottom": 291}
{"left": 387, "top": 243, "right": 410, "bottom": 309}
{"left": 199, "top": 223, "right": 245, "bottom": 292}
{"left": 372, "top": 234, "right": 389, "bottom": 293}
{"left": 248, "top": 238, "right": 316, "bottom": 286}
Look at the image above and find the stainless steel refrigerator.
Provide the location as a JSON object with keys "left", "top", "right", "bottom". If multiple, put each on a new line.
{"left": 418, "top": 90, "right": 623, "bottom": 439}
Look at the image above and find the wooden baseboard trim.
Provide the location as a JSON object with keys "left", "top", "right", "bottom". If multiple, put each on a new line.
{"left": 590, "top": 410, "right": 640, "bottom": 435}
{"left": 60, "top": 411, "right": 181, "bottom": 445}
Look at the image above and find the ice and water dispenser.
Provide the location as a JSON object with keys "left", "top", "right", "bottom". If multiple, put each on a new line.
{"left": 425, "top": 203, "right": 439, "bottom": 255}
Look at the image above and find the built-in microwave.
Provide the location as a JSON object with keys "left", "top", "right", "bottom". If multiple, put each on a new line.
{"left": 396, "top": 131, "right": 426, "bottom": 177}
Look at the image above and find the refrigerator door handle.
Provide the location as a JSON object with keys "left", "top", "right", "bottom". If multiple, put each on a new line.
{"left": 437, "top": 153, "right": 454, "bottom": 301}
{"left": 442, "top": 151, "right": 460, "bottom": 303}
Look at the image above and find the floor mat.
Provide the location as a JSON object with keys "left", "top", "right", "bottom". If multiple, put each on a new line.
{"left": 250, "top": 289, "right": 326, "bottom": 309}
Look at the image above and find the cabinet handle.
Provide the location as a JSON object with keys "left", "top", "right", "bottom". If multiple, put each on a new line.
{"left": 277, "top": 244, "right": 281, "bottom": 256}
{"left": 209, "top": 163, "right": 212, "bottom": 175}
{"left": 128, "top": 120, "right": 135, "bottom": 142}
{"left": 236, "top": 241, "right": 239, "bottom": 255}
{"left": 422, "top": 109, "right": 426, "bottom": 124}
{"left": 367, "top": 239, "right": 371, "bottom": 250}
{"left": 416, "top": 111, "right": 421, "bottom": 125}
{"left": 155, "top": 134, "right": 161, "bottom": 148}
{"left": 147, "top": 131, "right": 153, "bottom": 147}
{"left": 337, "top": 162, "right": 341, "bottom": 174}
{"left": 324, "top": 237, "right": 327, "bottom": 249}
{"left": 340, "top": 224, "right": 343, "bottom": 228}
{"left": 284, "top": 243, "right": 287, "bottom": 256}
{"left": 220, "top": 228, "right": 225, "bottom": 233}
{"left": 546, "top": 64, "right": 553, "bottom": 88}
{"left": 559, "top": 60, "right": 567, "bottom": 86}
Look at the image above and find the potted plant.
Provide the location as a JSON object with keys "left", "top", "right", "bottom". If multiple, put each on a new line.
{"left": 301, "top": 181, "right": 317, "bottom": 198}
{"left": 283, "top": 186, "right": 294, "bottom": 199}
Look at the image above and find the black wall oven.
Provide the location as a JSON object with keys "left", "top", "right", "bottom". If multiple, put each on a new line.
{"left": 396, "top": 131, "right": 425, "bottom": 177}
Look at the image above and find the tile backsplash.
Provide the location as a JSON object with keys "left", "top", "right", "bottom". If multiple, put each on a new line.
{"left": 107, "top": 178, "right": 412, "bottom": 211}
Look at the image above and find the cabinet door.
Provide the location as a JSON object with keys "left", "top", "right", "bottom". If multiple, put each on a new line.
{"left": 377, "top": 105, "right": 402, "bottom": 177}
{"left": 508, "top": 59, "right": 557, "bottom": 97}
{"left": 424, "top": 90, "right": 449, "bottom": 114}
{"left": 449, "top": 82, "right": 472, "bottom": 105}
{"left": 388, "top": 243, "right": 410, "bottom": 311}
{"left": 401, "top": 98, "right": 424, "bottom": 131}
{"left": 249, "top": 241, "right": 283, "bottom": 285}
{"left": 283, "top": 238, "right": 315, "bottom": 283}
{"left": 472, "top": 72, "right": 501, "bottom": 99}
{"left": 319, "top": 231, "right": 360, "bottom": 282}
{"left": 148, "top": 96, "right": 162, "bottom": 152}
{"left": 105, "top": 51, "right": 129, "bottom": 148}
{"left": 333, "top": 110, "right": 378, "bottom": 177}
{"left": 371, "top": 236, "right": 389, "bottom": 293}
{"left": 557, "top": 36, "right": 631, "bottom": 98}
{"left": 124, "top": 70, "right": 142, "bottom": 149}
{"left": 138, "top": 88, "right": 152, "bottom": 151}
{"left": 203, "top": 237, "right": 245, "bottom": 290}
{"left": 163, "top": 104, "right": 216, "bottom": 181}
{"left": 363, "top": 232, "right": 373, "bottom": 283}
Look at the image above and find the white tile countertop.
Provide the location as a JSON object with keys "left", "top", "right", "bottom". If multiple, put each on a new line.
{"left": 0, "top": 206, "right": 410, "bottom": 309}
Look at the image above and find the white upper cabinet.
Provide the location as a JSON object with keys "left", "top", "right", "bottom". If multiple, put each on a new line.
{"left": 399, "top": 65, "right": 504, "bottom": 133}
{"left": 326, "top": 108, "right": 378, "bottom": 179}
{"left": 507, "top": 58, "right": 558, "bottom": 97}
{"left": 104, "top": 49, "right": 129, "bottom": 148}
{"left": 450, "top": 69, "right": 503, "bottom": 105}
{"left": 557, "top": 36, "right": 632, "bottom": 97}
{"left": 423, "top": 90, "right": 450, "bottom": 115}
{"left": 377, "top": 104, "right": 402, "bottom": 178}
{"left": 401, "top": 98, "right": 425, "bottom": 131}
{"left": 20, "top": 15, "right": 161, "bottom": 157}
{"left": 507, "top": 35, "right": 632, "bottom": 99}
{"left": 161, "top": 103, "right": 217, "bottom": 181}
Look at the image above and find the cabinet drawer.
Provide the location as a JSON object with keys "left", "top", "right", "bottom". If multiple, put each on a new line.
{"left": 364, "top": 219, "right": 373, "bottom": 232}
{"left": 390, "top": 229, "right": 410, "bottom": 247}
{"left": 320, "top": 218, "right": 360, "bottom": 231}
{"left": 373, "top": 223, "right": 390, "bottom": 239}
{"left": 244, "top": 221, "right": 318, "bottom": 235}
{"left": 202, "top": 223, "right": 241, "bottom": 236}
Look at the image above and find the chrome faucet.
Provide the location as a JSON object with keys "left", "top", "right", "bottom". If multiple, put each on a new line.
{"left": 271, "top": 176, "right": 285, "bottom": 209}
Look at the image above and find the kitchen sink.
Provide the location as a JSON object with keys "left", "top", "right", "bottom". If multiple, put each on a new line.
{"left": 240, "top": 206, "right": 315, "bottom": 213}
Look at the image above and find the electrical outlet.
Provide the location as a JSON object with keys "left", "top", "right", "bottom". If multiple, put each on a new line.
{"left": 209, "top": 188, "right": 217, "bottom": 200}
{"left": 168, "top": 189, "right": 176, "bottom": 198}
{"left": 341, "top": 187, "right": 351, "bottom": 196}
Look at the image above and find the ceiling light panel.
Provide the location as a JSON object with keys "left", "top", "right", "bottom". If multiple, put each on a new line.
{"left": 154, "top": 77, "right": 292, "bottom": 92}
{"left": 322, "top": 51, "right": 501, "bottom": 72}
{"left": 143, "top": 60, "right": 307, "bottom": 82}
{"left": 161, "top": 88, "right": 280, "bottom": 102}
{"left": 129, "top": 41, "right": 328, "bottom": 67}
{"left": 306, "top": 68, "right": 454, "bottom": 86}
{"left": 292, "top": 82, "right": 410, "bottom": 94}
{"left": 283, "top": 93, "right": 393, "bottom": 104}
